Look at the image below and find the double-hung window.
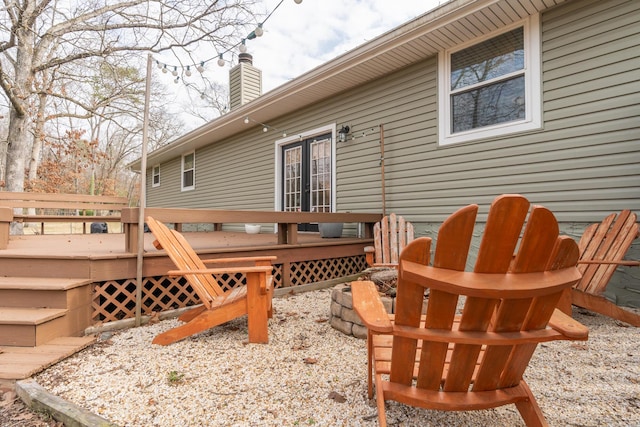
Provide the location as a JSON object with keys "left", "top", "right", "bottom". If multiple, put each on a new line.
{"left": 438, "top": 15, "right": 541, "bottom": 145}
{"left": 152, "top": 165, "right": 160, "bottom": 187}
{"left": 181, "top": 152, "right": 195, "bottom": 191}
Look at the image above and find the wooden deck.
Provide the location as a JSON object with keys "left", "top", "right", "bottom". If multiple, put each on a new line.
{"left": 0, "top": 229, "right": 372, "bottom": 386}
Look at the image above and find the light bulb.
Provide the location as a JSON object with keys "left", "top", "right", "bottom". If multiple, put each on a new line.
{"left": 263, "top": 126, "right": 268, "bottom": 132}
{"left": 254, "top": 24, "right": 264, "bottom": 37}
{"left": 174, "top": 77, "right": 179, "bottom": 84}
{"left": 217, "top": 54, "right": 225, "bottom": 67}
{"left": 162, "top": 65, "right": 168, "bottom": 73}
{"left": 282, "top": 132, "right": 287, "bottom": 137}
{"left": 156, "top": 61, "right": 162, "bottom": 69}
{"left": 196, "top": 62, "right": 205, "bottom": 73}
{"left": 294, "top": 0, "right": 302, "bottom": 3}
{"left": 172, "top": 66, "right": 178, "bottom": 76}
{"left": 239, "top": 40, "right": 247, "bottom": 53}
{"left": 244, "top": 117, "right": 249, "bottom": 124}
{"left": 185, "top": 66, "right": 192, "bottom": 77}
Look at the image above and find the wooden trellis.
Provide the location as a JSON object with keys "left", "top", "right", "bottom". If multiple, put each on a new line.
{"left": 92, "top": 256, "right": 366, "bottom": 322}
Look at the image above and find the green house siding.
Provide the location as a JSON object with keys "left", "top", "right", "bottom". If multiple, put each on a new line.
{"left": 145, "top": 0, "right": 638, "bottom": 304}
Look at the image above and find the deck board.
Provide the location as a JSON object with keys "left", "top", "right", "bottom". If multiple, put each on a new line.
{"left": 0, "top": 277, "right": 92, "bottom": 290}
{"left": 0, "top": 336, "right": 96, "bottom": 380}
{"left": 0, "top": 308, "right": 67, "bottom": 325}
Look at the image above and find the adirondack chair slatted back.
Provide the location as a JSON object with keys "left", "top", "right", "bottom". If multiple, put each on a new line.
{"left": 576, "top": 210, "right": 639, "bottom": 295}
{"left": 393, "top": 195, "right": 581, "bottom": 394}
{"left": 372, "top": 213, "right": 414, "bottom": 266}
{"left": 146, "top": 216, "right": 224, "bottom": 309}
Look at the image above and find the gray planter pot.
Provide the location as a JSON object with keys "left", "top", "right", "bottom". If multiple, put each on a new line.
{"left": 319, "top": 222, "right": 343, "bottom": 238}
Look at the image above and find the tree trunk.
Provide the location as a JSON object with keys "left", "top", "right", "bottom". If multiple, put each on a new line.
{"left": 6, "top": 109, "right": 30, "bottom": 234}
{"left": 6, "top": 18, "right": 36, "bottom": 235}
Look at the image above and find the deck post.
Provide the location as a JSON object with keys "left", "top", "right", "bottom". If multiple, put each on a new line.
{"left": 0, "top": 207, "right": 12, "bottom": 249}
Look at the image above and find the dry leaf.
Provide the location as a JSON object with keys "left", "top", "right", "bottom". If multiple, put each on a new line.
{"left": 315, "top": 318, "right": 328, "bottom": 323}
{"left": 147, "top": 311, "right": 160, "bottom": 325}
{"left": 328, "top": 391, "right": 347, "bottom": 403}
{"left": 303, "top": 357, "right": 318, "bottom": 364}
{"left": 12, "top": 413, "right": 34, "bottom": 421}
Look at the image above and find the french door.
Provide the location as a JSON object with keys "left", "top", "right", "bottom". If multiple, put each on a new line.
{"left": 282, "top": 133, "right": 332, "bottom": 231}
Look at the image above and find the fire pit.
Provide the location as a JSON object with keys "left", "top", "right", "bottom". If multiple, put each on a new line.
{"left": 330, "top": 269, "right": 414, "bottom": 339}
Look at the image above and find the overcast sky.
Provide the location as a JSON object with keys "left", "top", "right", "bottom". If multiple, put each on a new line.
{"left": 155, "top": 0, "right": 444, "bottom": 127}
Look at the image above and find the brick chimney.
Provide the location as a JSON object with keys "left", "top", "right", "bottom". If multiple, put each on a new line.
{"left": 229, "top": 53, "right": 262, "bottom": 110}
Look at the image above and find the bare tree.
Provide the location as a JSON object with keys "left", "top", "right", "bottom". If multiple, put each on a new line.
{"left": 0, "top": 0, "right": 257, "bottom": 233}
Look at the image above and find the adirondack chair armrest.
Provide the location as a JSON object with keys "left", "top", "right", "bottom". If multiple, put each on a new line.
{"left": 201, "top": 256, "right": 278, "bottom": 265}
{"left": 351, "top": 280, "right": 393, "bottom": 333}
{"left": 168, "top": 265, "right": 274, "bottom": 295}
{"left": 167, "top": 266, "right": 274, "bottom": 276}
{"left": 547, "top": 308, "right": 589, "bottom": 340}
{"left": 577, "top": 260, "right": 640, "bottom": 267}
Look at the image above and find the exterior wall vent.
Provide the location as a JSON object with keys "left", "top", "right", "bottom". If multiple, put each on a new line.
{"left": 229, "top": 53, "right": 262, "bottom": 110}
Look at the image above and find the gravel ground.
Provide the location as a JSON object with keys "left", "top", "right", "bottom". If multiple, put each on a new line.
{"left": 35, "top": 288, "right": 640, "bottom": 427}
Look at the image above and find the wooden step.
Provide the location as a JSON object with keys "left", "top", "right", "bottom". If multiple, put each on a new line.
{"left": 0, "top": 277, "right": 92, "bottom": 291}
{"left": 0, "top": 307, "right": 68, "bottom": 346}
{"left": 0, "top": 336, "right": 96, "bottom": 381}
{"left": 0, "top": 277, "right": 93, "bottom": 309}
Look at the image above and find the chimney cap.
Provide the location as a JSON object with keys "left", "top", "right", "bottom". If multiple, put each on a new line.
{"left": 238, "top": 53, "right": 253, "bottom": 65}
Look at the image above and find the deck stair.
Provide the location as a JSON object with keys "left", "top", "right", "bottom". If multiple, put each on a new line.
{"left": 0, "top": 276, "right": 96, "bottom": 384}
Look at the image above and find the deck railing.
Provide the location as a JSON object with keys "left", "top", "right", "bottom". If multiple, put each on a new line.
{"left": 121, "top": 207, "right": 382, "bottom": 253}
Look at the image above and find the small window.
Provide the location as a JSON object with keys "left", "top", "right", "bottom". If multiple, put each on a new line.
{"left": 152, "top": 165, "right": 160, "bottom": 187}
{"left": 181, "top": 152, "right": 195, "bottom": 191}
{"left": 438, "top": 15, "right": 541, "bottom": 146}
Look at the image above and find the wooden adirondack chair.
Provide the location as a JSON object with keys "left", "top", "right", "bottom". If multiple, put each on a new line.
{"left": 557, "top": 210, "right": 640, "bottom": 326}
{"left": 145, "top": 216, "right": 276, "bottom": 346}
{"left": 364, "top": 213, "right": 414, "bottom": 268}
{"left": 352, "top": 194, "right": 588, "bottom": 427}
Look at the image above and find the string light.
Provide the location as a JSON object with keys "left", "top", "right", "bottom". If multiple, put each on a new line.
{"left": 153, "top": 0, "right": 303, "bottom": 78}
{"left": 244, "top": 116, "right": 288, "bottom": 138}
{"left": 254, "top": 23, "right": 264, "bottom": 37}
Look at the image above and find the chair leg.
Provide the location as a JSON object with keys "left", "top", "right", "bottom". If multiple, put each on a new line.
{"left": 246, "top": 271, "right": 269, "bottom": 344}
{"left": 178, "top": 305, "right": 207, "bottom": 322}
{"left": 152, "top": 300, "right": 246, "bottom": 346}
{"left": 572, "top": 289, "right": 640, "bottom": 327}
{"left": 374, "top": 374, "right": 388, "bottom": 427}
{"left": 367, "top": 331, "right": 374, "bottom": 399}
{"left": 514, "top": 381, "right": 548, "bottom": 427}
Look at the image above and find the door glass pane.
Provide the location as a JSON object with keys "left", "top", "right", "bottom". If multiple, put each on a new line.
{"left": 283, "top": 146, "right": 301, "bottom": 212}
{"left": 310, "top": 138, "right": 331, "bottom": 213}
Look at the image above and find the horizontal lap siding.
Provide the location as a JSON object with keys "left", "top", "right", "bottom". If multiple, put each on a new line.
{"left": 360, "top": 0, "right": 639, "bottom": 225}
{"left": 148, "top": 0, "right": 638, "bottom": 225}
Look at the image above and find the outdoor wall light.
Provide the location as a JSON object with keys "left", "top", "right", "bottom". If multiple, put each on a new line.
{"left": 337, "top": 125, "right": 350, "bottom": 143}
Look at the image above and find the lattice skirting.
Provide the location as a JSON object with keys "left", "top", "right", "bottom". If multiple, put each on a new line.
{"left": 92, "top": 255, "right": 366, "bottom": 322}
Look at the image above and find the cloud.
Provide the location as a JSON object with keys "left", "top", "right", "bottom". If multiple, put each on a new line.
{"left": 159, "top": 0, "right": 443, "bottom": 126}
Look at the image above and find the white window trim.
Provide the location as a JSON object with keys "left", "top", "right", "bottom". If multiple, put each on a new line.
{"left": 181, "top": 151, "right": 195, "bottom": 191}
{"left": 274, "top": 124, "right": 337, "bottom": 212}
{"left": 152, "top": 164, "right": 160, "bottom": 188}
{"left": 438, "top": 14, "right": 542, "bottom": 146}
